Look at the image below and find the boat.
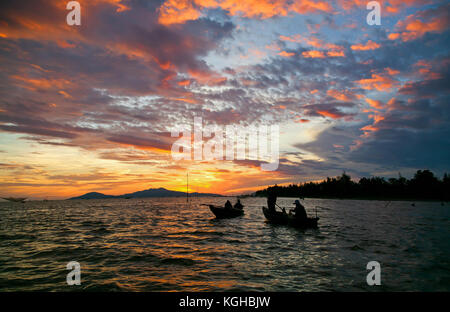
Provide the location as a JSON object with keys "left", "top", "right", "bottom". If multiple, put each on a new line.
{"left": 2, "top": 197, "right": 27, "bottom": 203}
{"left": 262, "top": 207, "right": 319, "bottom": 228}
{"left": 208, "top": 205, "right": 244, "bottom": 219}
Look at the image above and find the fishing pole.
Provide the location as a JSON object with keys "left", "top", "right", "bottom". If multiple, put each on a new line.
{"left": 275, "top": 203, "right": 287, "bottom": 213}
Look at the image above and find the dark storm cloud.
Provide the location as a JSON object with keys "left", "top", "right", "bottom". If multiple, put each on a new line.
{"left": 399, "top": 74, "right": 450, "bottom": 98}
{"left": 295, "top": 93, "right": 450, "bottom": 175}
{"left": 349, "top": 128, "right": 450, "bottom": 170}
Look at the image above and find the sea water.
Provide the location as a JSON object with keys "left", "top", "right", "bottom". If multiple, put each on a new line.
{"left": 0, "top": 197, "right": 449, "bottom": 291}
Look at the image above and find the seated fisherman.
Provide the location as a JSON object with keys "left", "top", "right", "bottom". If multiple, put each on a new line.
{"left": 234, "top": 199, "right": 243, "bottom": 210}
{"left": 225, "top": 200, "right": 233, "bottom": 210}
{"left": 292, "top": 200, "right": 307, "bottom": 220}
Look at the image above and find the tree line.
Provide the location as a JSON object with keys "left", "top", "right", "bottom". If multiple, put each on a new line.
{"left": 254, "top": 170, "right": 450, "bottom": 201}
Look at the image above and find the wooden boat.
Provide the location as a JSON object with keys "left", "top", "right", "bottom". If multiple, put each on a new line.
{"left": 208, "top": 205, "right": 244, "bottom": 219}
{"left": 261, "top": 207, "right": 288, "bottom": 224}
{"left": 262, "top": 207, "right": 319, "bottom": 228}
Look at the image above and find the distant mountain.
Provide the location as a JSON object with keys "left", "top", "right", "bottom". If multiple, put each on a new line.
{"left": 69, "top": 187, "right": 222, "bottom": 200}
{"left": 69, "top": 192, "right": 115, "bottom": 200}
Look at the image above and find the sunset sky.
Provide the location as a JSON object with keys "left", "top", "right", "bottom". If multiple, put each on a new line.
{"left": 0, "top": 0, "right": 449, "bottom": 199}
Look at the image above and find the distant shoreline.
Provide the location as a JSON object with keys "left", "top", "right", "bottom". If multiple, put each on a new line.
{"left": 253, "top": 170, "right": 450, "bottom": 203}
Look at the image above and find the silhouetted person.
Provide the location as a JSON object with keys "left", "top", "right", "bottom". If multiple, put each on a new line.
{"left": 267, "top": 191, "right": 277, "bottom": 213}
{"left": 225, "top": 200, "right": 232, "bottom": 210}
{"left": 292, "top": 200, "right": 307, "bottom": 220}
{"left": 234, "top": 199, "right": 243, "bottom": 210}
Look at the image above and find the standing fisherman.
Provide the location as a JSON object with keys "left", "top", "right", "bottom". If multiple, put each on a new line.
{"left": 267, "top": 189, "right": 277, "bottom": 213}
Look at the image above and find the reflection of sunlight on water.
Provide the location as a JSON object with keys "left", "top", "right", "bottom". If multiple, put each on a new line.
{"left": 0, "top": 197, "right": 449, "bottom": 291}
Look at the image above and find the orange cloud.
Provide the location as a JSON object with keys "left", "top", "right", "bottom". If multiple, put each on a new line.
{"left": 385, "top": 67, "right": 400, "bottom": 76}
{"left": 171, "top": 97, "right": 197, "bottom": 104}
{"left": 327, "top": 50, "right": 345, "bottom": 57}
{"left": 360, "top": 104, "right": 387, "bottom": 138}
{"left": 365, "top": 98, "right": 384, "bottom": 109}
{"left": 317, "top": 110, "right": 344, "bottom": 119}
{"left": 385, "top": 5, "right": 400, "bottom": 14}
{"left": 387, "top": 97, "right": 414, "bottom": 111}
{"left": 58, "top": 90, "right": 73, "bottom": 99}
{"left": 290, "top": 0, "right": 333, "bottom": 14}
{"left": 338, "top": 0, "right": 426, "bottom": 14}
{"left": 158, "top": 0, "right": 202, "bottom": 26}
{"left": 177, "top": 80, "right": 191, "bottom": 86}
{"left": 415, "top": 60, "right": 431, "bottom": 68}
{"left": 351, "top": 40, "right": 380, "bottom": 51}
{"left": 280, "top": 34, "right": 344, "bottom": 55}
{"left": 337, "top": 0, "right": 366, "bottom": 10}
{"left": 327, "top": 89, "right": 354, "bottom": 102}
{"left": 370, "top": 114, "right": 385, "bottom": 124}
{"left": 302, "top": 50, "right": 325, "bottom": 58}
{"left": 279, "top": 34, "right": 302, "bottom": 43}
{"left": 388, "top": 33, "right": 400, "bottom": 40}
{"left": 11, "top": 75, "right": 72, "bottom": 91}
{"left": 279, "top": 34, "right": 345, "bottom": 58}
{"left": 356, "top": 73, "right": 397, "bottom": 91}
{"left": 389, "top": 12, "right": 450, "bottom": 42}
{"left": 158, "top": 0, "right": 334, "bottom": 26}
{"left": 188, "top": 69, "right": 227, "bottom": 86}
{"left": 278, "top": 51, "right": 295, "bottom": 57}
{"left": 57, "top": 40, "right": 76, "bottom": 49}
{"left": 360, "top": 124, "right": 379, "bottom": 132}
{"left": 107, "top": 0, "right": 131, "bottom": 12}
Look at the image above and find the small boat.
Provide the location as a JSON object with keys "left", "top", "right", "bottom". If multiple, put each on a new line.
{"left": 262, "top": 207, "right": 319, "bottom": 228}
{"left": 262, "top": 207, "right": 288, "bottom": 224}
{"left": 208, "top": 205, "right": 244, "bottom": 219}
{"left": 2, "top": 197, "right": 27, "bottom": 203}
